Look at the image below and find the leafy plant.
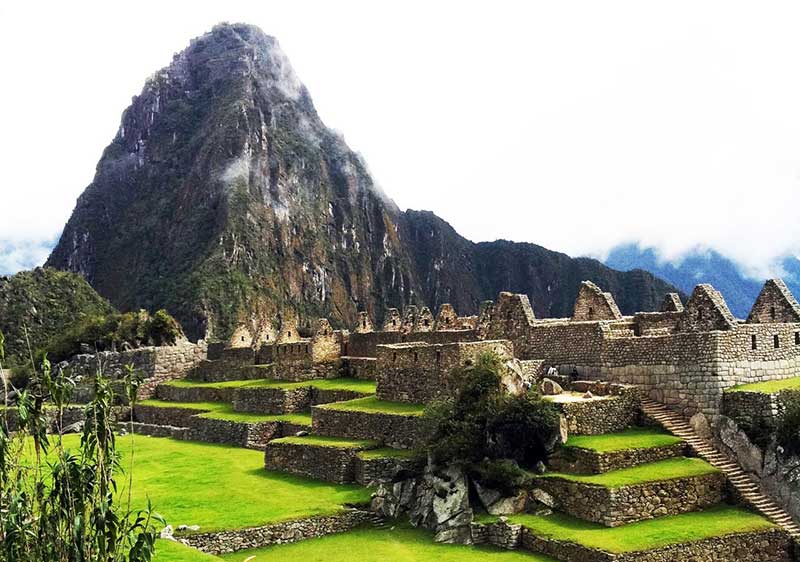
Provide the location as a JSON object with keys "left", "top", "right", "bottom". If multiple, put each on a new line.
{"left": 422, "top": 352, "right": 561, "bottom": 493}
{"left": 0, "top": 330, "right": 163, "bottom": 561}
{"left": 776, "top": 391, "right": 800, "bottom": 456}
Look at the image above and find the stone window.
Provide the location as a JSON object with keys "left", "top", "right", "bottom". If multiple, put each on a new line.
{"left": 413, "top": 352, "right": 419, "bottom": 362}
{"left": 770, "top": 306, "right": 777, "bottom": 321}
{"left": 588, "top": 307, "right": 594, "bottom": 320}
{"left": 774, "top": 335, "right": 780, "bottom": 349}
{"left": 241, "top": 336, "right": 245, "bottom": 342}
{"left": 424, "top": 319, "right": 430, "bottom": 327}
{"left": 392, "top": 352, "right": 397, "bottom": 363}
{"left": 751, "top": 335, "right": 757, "bottom": 350}
{"left": 697, "top": 307, "right": 705, "bottom": 321}
{"left": 436, "top": 350, "right": 442, "bottom": 363}
{"left": 362, "top": 320, "right": 367, "bottom": 329}
{"left": 392, "top": 320, "right": 397, "bottom": 326}
{"left": 305, "top": 345, "right": 310, "bottom": 353}
{"left": 287, "top": 331, "right": 292, "bottom": 338}
{"left": 795, "top": 332, "right": 800, "bottom": 345}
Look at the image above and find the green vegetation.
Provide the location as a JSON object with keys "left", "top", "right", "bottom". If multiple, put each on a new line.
{"left": 728, "top": 377, "right": 800, "bottom": 394}
{"left": 4, "top": 341, "right": 161, "bottom": 561}
{"left": 164, "top": 378, "right": 376, "bottom": 394}
{"left": 508, "top": 506, "right": 775, "bottom": 554}
{"left": 321, "top": 396, "right": 425, "bottom": 416}
{"left": 199, "top": 408, "right": 312, "bottom": 426}
{"left": 0, "top": 268, "right": 114, "bottom": 365}
{"left": 137, "top": 399, "right": 312, "bottom": 425}
{"left": 45, "top": 308, "right": 184, "bottom": 363}
{"left": 564, "top": 427, "right": 683, "bottom": 452}
{"left": 154, "top": 540, "right": 220, "bottom": 562}
{"left": 539, "top": 457, "right": 718, "bottom": 488}
{"left": 357, "top": 447, "right": 417, "bottom": 460}
{"left": 216, "top": 525, "right": 557, "bottom": 562}
{"left": 777, "top": 392, "right": 800, "bottom": 455}
{"left": 272, "top": 435, "right": 379, "bottom": 449}
{"left": 138, "top": 399, "right": 223, "bottom": 411}
{"left": 60, "top": 434, "right": 372, "bottom": 533}
{"left": 423, "top": 353, "right": 561, "bottom": 493}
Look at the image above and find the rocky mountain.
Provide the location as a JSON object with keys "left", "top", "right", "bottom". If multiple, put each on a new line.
{"left": 0, "top": 268, "right": 114, "bottom": 364}
{"left": 47, "top": 23, "right": 678, "bottom": 340}
{"left": 605, "top": 244, "right": 800, "bottom": 318}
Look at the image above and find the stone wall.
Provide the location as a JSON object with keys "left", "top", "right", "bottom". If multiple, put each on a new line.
{"left": 720, "top": 390, "right": 798, "bottom": 434}
{"left": 375, "top": 340, "right": 514, "bottom": 404}
{"left": 155, "top": 384, "right": 235, "bottom": 403}
{"left": 263, "top": 440, "right": 363, "bottom": 483}
{"left": 534, "top": 471, "right": 725, "bottom": 527}
{"left": 312, "top": 405, "right": 426, "bottom": 449}
{"left": 271, "top": 360, "right": 341, "bottom": 382}
{"left": 548, "top": 384, "right": 640, "bottom": 436}
{"left": 62, "top": 341, "right": 206, "bottom": 401}
{"left": 232, "top": 386, "right": 368, "bottom": 415}
{"left": 339, "top": 357, "right": 377, "bottom": 380}
{"left": 549, "top": 442, "right": 687, "bottom": 474}
{"left": 187, "top": 416, "right": 280, "bottom": 449}
{"left": 133, "top": 404, "right": 208, "bottom": 427}
{"left": 353, "top": 454, "right": 422, "bottom": 486}
{"left": 181, "top": 510, "right": 371, "bottom": 555}
{"left": 473, "top": 520, "right": 793, "bottom": 562}
{"left": 346, "top": 330, "right": 478, "bottom": 359}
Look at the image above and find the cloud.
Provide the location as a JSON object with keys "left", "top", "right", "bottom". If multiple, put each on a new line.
{"left": 0, "top": 239, "right": 55, "bottom": 276}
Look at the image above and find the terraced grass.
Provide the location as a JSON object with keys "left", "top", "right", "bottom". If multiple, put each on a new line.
{"left": 138, "top": 400, "right": 224, "bottom": 411}
{"left": 57, "top": 434, "right": 372, "bottom": 533}
{"left": 199, "top": 406, "right": 312, "bottom": 426}
{"left": 564, "top": 427, "right": 683, "bottom": 453}
{"left": 727, "top": 376, "right": 800, "bottom": 394}
{"left": 272, "top": 435, "right": 379, "bottom": 449}
{"left": 216, "top": 525, "right": 558, "bottom": 562}
{"left": 539, "top": 457, "right": 718, "bottom": 488}
{"left": 320, "top": 396, "right": 425, "bottom": 416}
{"left": 356, "top": 447, "right": 418, "bottom": 460}
{"left": 137, "top": 400, "right": 312, "bottom": 425}
{"left": 508, "top": 506, "right": 775, "bottom": 554}
{"left": 165, "top": 378, "right": 377, "bottom": 394}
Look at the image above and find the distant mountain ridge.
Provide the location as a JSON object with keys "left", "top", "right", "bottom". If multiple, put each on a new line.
{"left": 604, "top": 243, "right": 800, "bottom": 318}
{"left": 46, "top": 23, "right": 680, "bottom": 340}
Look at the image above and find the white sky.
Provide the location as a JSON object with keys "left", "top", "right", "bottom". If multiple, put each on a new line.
{"left": 2, "top": 0, "right": 800, "bottom": 276}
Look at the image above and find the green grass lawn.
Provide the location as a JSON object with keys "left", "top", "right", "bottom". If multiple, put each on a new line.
{"left": 138, "top": 400, "right": 224, "bottom": 411}
{"left": 564, "top": 427, "right": 683, "bottom": 453}
{"left": 198, "top": 406, "right": 312, "bottom": 426}
{"left": 272, "top": 435, "right": 379, "bottom": 449}
{"left": 357, "top": 447, "right": 418, "bottom": 460}
{"left": 216, "top": 525, "right": 557, "bottom": 562}
{"left": 320, "top": 396, "right": 425, "bottom": 416}
{"left": 136, "top": 400, "right": 311, "bottom": 425}
{"left": 57, "top": 434, "right": 372, "bottom": 533}
{"left": 155, "top": 540, "right": 221, "bottom": 561}
{"left": 508, "top": 506, "right": 775, "bottom": 554}
{"left": 539, "top": 457, "right": 718, "bottom": 488}
{"left": 164, "top": 378, "right": 377, "bottom": 394}
{"left": 727, "top": 376, "right": 800, "bottom": 394}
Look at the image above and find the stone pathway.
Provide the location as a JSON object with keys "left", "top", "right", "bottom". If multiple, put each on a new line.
{"left": 641, "top": 398, "right": 800, "bottom": 538}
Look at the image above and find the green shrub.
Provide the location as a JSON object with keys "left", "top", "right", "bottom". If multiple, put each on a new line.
{"left": 776, "top": 391, "right": 800, "bottom": 455}
{"left": 42, "top": 309, "right": 184, "bottom": 363}
{"left": 422, "top": 352, "right": 560, "bottom": 493}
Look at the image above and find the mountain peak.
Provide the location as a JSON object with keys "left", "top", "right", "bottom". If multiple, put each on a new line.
{"left": 47, "top": 24, "right": 679, "bottom": 341}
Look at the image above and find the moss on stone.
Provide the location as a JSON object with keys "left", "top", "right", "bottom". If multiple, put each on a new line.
{"left": 538, "top": 457, "right": 719, "bottom": 488}
{"left": 320, "top": 396, "right": 425, "bottom": 416}
{"left": 564, "top": 427, "right": 683, "bottom": 453}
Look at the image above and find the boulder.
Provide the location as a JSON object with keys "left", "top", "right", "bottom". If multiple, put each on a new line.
{"left": 715, "top": 416, "right": 763, "bottom": 474}
{"left": 487, "top": 490, "right": 528, "bottom": 515}
{"left": 540, "top": 378, "right": 563, "bottom": 396}
{"left": 530, "top": 488, "right": 556, "bottom": 509}
{"left": 690, "top": 412, "right": 712, "bottom": 441}
{"left": 559, "top": 415, "right": 569, "bottom": 445}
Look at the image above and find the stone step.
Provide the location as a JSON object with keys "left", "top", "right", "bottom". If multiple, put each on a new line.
{"left": 311, "top": 397, "right": 426, "bottom": 449}
{"left": 641, "top": 398, "right": 800, "bottom": 539}
{"left": 264, "top": 435, "right": 379, "bottom": 483}
{"left": 549, "top": 428, "right": 686, "bottom": 474}
{"left": 535, "top": 457, "right": 725, "bottom": 527}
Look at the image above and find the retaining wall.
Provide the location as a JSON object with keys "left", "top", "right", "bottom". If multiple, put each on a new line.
{"left": 312, "top": 406, "right": 426, "bottom": 449}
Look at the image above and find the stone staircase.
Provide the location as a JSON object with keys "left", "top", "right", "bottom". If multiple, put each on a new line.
{"left": 641, "top": 398, "right": 800, "bottom": 538}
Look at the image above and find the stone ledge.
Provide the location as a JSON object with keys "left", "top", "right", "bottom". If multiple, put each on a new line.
{"left": 264, "top": 440, "right": 370, "bottom": 483}
{"left": 533, "top": 472, "right": 725, "bottom": 527}
{"left": 549, "top": 442, "right": 687, "bottom": 474}
{"left": 353, "top": 453, "right": 422, "bottom": 486}
{"left": 473, "top": 520, "right": 792, "bottom": 562}
{"left": 311, "top": 405, "right": 427, "bottom": 449}
{"left": 180, "top": 510, "right": 372, "bottom": 555}
{"left": 155, "top": 384, "right": 235, "bottom": 404}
